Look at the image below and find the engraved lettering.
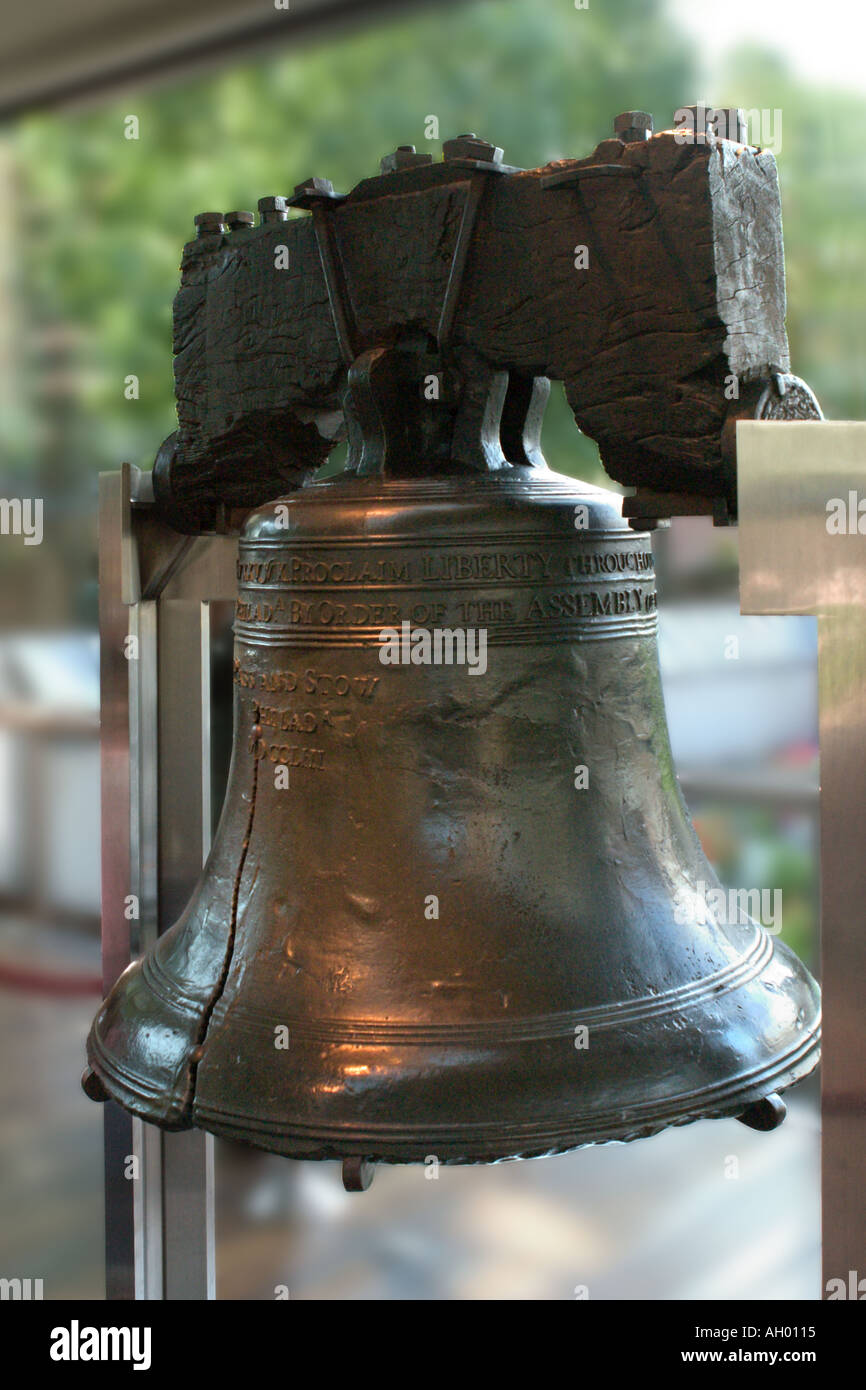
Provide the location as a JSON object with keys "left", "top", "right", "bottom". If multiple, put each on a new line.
{"left": 237, "top": 557, "right": 411, "bottom": 586}
{"left": 456, "top": 599, "right": 516, "bottom": 623}
{"left": 259, "top": 705, "right": 320, "bottom": 733}
{"left": 235, "top": 664, "right": 381, "bottom": 699}
{"left": 237, "top": 547, "right": 654, "bottom": 597}
{"left": 266, "top": 599, "right": 405, "bottom": 627}
{"left": 250, "top": 736, "right": 326, "bottom": 769}
{"left": 563, "top": 550, "right": 654, "bottom": 578}
{"left": 421, "top": 552, "right": 553, "bottom": 583}
{"left": 526, "top": 587, "right": 653, "bottom": 620}
{"left": 410, "top": 602, "right": 448, "bottom": 625}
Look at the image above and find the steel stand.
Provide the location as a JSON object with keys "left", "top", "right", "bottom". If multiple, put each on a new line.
{"left": 739, "top": 419, "right": 866, "bottom": 1297}
{"left": 98, "top": 463, "right": 236, "bottom": 1299}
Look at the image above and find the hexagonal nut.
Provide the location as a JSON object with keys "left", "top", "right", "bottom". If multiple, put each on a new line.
{"left": 613, "top": 111, "right": 653, "bottom": 142}
{"left": 442, "top": 133, "right": 504, "bottom": 165}
{"left": 709, "top": 107, "right": 747, "bottom": 143}
{"left": 673, "top": 105, "right": 707, "bottom": 144}
{"left": 380, "top": 145, "right": 435, "bottom": 174}
{"left": 258, "top": 196, "right": 289, "bottom": 222}
{"left": 293, "top": 176, "right": 336, "bottom": 199}
{"left": 193, "top": 212, "right": 226, "bottom": 236}
{"left": 225, "top": 210, "right": 255, "bottom": 231}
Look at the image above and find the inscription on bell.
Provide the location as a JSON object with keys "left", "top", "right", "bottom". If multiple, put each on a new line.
{"left": 248, "top": 735, "right": 326, "bottom": 769}
{"left": 527, "top": 587, "right": 657, "bottom": 619}
{"left": 233, "top": 661, "right": 380, "bottom": 699}
{"left": 420, "top": 552, "right": 553, "bottom": 581}
{"left": 564, "top": 551, "right": 654, "bottom": 577}
{"left": 236, "top": 585, "right": 656, "bottom": 627}
{"left": 235, "top": 598, "right": 403, "bottom": 626}
{"left": 238, "top": 557, "right": 411, "bottom": 586}
{"left": 259, "top": 705, "right": 324, "bottom": 733}
{"left": 237, "top": 545, "right": 655, "bottom": 590}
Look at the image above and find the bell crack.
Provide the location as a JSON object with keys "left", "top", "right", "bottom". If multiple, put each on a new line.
{"left": 184, "top": 705, "right": 262, "bottom": 1112}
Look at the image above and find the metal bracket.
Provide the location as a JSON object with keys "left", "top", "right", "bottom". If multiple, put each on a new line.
{"left": 99, "top": 467, "right": 236, "bottom": 1299}
{"left": 541, "top": 163, "right": 640, "bottom": 189}
{"left": 437, "top": 171, "right": 489, "bottom": 353}
{"left": 738, "top": 419, "right": 866, "bottom": 1297}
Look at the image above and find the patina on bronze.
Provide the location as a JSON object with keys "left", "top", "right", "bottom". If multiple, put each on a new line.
{"left": 85, "top": 113, "right": 821, "bottom": 1180}
{"left": 87, "top": 470, "right": 820, "bottom": 1164}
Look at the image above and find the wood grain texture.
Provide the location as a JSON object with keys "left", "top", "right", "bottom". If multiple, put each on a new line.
{"left": 164, "top": 133, "right": 790, "bottom": 523}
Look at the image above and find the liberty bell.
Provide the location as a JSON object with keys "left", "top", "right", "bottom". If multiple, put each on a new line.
{"left": 85, "top": 113, "right": 822, "bottom": 1184}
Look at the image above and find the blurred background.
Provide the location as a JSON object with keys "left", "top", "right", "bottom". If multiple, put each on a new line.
{"left": 0, "top": 0, "right": 852, "bottom": 1299}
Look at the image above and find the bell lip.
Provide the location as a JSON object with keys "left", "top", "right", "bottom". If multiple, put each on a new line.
{"left": 85, "top": 1030, "right": 194, "bottom": 1132}
{"left": 185, "top": 1025, "right": 820, "bottom": 1165}
{"left": 85, "top": 939, "right": 821, "bottom": 1160}
{"left": 82, "top": 1023, "right": 820, "bottom": 1161}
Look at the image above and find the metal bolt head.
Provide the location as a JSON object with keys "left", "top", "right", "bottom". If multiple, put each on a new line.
{"left": 225, "top": 210, "right": 255, "bottom": 231}
{"left": 257, "top": 196, "right": 289, "bottom": 223}
{"left": 614, "top": 111, "right": 653, "bottom": 143}
{"left": 674, "top": 104, "right": 748, "bottom": 145}
{"left": 293, "top": 176, "right": 336, "bottom": 199}
{"left": 673, "top": 104, "right": 710, "bottom": 144}
{"left": 442, "top": 133, "right": 504, "bottom": 165}
{"left": 287, "top": 177, "right": 347, "bottom": 211}
{"left": 193, "top": 212, "right": 226, "bottom": 236}
{"left": 710, "top": 107, "right": 747, "bottom": 143}
{"left": 379, "top": 145, "right": 434, "bottom": 174}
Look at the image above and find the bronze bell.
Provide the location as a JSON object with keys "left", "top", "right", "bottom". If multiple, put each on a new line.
{"left": 86, "top": 468, "right": 820, "bottom": 1167}
{"left": 85, "top": 122, "right": 823, "bottom": 1178}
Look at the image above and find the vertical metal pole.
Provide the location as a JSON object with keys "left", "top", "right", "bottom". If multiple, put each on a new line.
{"left": 98, "top": 471, "right": 136, "bottom": 1300}
{"left": 130, "top": 598, "right": 164, "bottom": 1300}
{"left": 816, "top": 612, "right": 866, "bottom": 1290}
{"left": 738, "top": 419, "right": 866, "bottom": 1296}
{"left": 157, "top": 598, "right": 215, "bottom": 1301}
{"left": 100, "top": 468, "right": 231, "bottom": 1299}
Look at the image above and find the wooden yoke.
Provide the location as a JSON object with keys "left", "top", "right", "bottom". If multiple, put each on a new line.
{"left": 153, "top": 116, "right": 821, "bottom": 533}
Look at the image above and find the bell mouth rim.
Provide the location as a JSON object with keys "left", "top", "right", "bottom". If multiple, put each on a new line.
{"left": 86, "top": 1018, "right": 820, "bottom": 1164}
{"left": 193, "top": 1026, "right": 821, "bottom": 1164}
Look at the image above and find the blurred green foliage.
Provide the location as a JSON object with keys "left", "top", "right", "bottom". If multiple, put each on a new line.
{"left": 3, "top": 0, "right": 695, "bottom": 487}
{"left": 3, "top": 0, "right": 864, "bottom": 500}
{"left": 715, "top": 44, "right": 866, "bottom": 423}
{"left": 693, "top": 802, "right": 817, "bottom": 967}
